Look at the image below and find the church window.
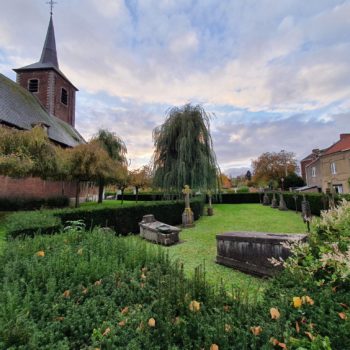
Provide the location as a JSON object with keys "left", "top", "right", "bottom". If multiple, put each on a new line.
{"left": 28, "top": 79, "right": 39, "bottom": 93}
{"left": 61, "top": 88, "right": 68, "bottom": 105}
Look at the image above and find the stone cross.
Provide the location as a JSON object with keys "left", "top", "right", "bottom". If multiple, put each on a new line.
{"left": 182, "top": 185, "right": 191, "bottom": 209}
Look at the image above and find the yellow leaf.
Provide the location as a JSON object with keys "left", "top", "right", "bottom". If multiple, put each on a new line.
{"left": 102, "top": 327, "right": 111, "bottom": 336}
{"left": 250, "top": 326, "right": 262, "bottom": 336}
{"left": 141, "top": 273, "right": 146, "bottom": 279}
{"left": 210, "top": 344, "right": 219, "bottom": 350}
{"left": 338, "top": 312, "right": 347, "bottom": 320}
{"left": 293, "top": 297, "right": 302, "bottom": 308}
{"left": 189, "top": 300, "right": 201, "bottom": 312}
{"left": 36, "top": 250, "right": 45, "bottom": 257}
{"left": 148, "top": 318, "right": 156, "bottom": 327}
{"left": 77, "top": 248, "right": 83, "bottom": 255}
{"left": 224, "top": 324, "right": 232, "bottom": 332}
{"left": 62, "top": 290, "right": 70, "bottom": 298}
{"left": 270, "top": 307, "right": 281, "bottom": 320}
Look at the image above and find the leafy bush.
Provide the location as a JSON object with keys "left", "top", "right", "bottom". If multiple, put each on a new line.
{"left": 0, "top": 196, "right": 69, "bottom": 211}
{"left": 236, "top": 186, "right": 250, "bottom": 193}
{"left": 4, "top": 211, "right": 61, "bottom": 238}
{"left": 4, "top": 198, "right": 205, "bottom": 238}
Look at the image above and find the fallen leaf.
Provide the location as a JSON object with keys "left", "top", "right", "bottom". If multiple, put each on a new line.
{"left": 224, "top": 324, "right": 232, "bottom": 332}
{"left": 148, "top": 318, "right": 156, "bottom": 327}
{"left": 118, "top": 320, "right": 126, "bottom": 327}
{"left": 121, "top": 306, "right": 129, "bottom": 315}
{"left": 338, "top": 312, "right": 347, "bottom": 320}
{"left": 102, "top": 327, "right": 111, "bottom": 336}
{"left": 295, "top": 321, "right": 300, "bottom": 333}
{"left": 340, "top": 303, "right": 349, "bottom": 309}
{"left": 305, "top": 331, "right": 315, "bottom": 341}
{"left": 137, "top": 321, "right": 144, "bottom": 331}
{"left": 270, "top": 307, "right": 281, "bottom": 320}
{"left": 94, "top": 279, "right": 102, "bottom": 286}
{"left": 82, "top": 287, "right": 88, "bottom": 295}
{"left": 250, "top": 326, "right": 262, "bottom": 336}
{"left": 77, "top": 248, "right": 83, "bottom": 255}
{"left": 293, "top": 297, "right": 302, "bottom": 308}
{"left": 36, "top": 250, "right": 45, "bottom": 257}
{"left": 141, "top": 273, "right": 146, "bottom": 279}
{"left": 270, "top": 338, "right": 279, "bottom": 346}
{"left": 189, "top": 300, "right": 201, "bottom": 312}
{"left": 54, "top": 316, "right": 65, "bottom": 321}
{"left": 62, "top": 290, "right": 70, "bottom": 298}
{"left": 210, "top": 344, "right": 219, "bottom": 350}
{"left": 223, "top": 305, "right": 230, "bottom": 312}
{"left": 302, "top": 296, "right": 314, "bottom": 305}
{"left": 278, "top": 343, "right": 287, "bottom": 349}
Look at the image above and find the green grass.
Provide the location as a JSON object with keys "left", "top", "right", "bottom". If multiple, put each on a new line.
{"left": 0, "top": 212, "right": 9, "bottom": 253}
{"left": 158, "top": 204, "right": 306, "bottom": 293}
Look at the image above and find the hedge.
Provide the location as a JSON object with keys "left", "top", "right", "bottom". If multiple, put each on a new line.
{"left": 5, "top": 197, "right": 205, "bottom": 238}
{"left": 0, "top": 196, "right": 69, "bottom": 211}
{"left": 212, "top": 193, "right": 260, "bottom": 204}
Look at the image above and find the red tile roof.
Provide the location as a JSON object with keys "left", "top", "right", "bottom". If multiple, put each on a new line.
{"left": 324, "top": 134, "right": 350, "bottom": 155}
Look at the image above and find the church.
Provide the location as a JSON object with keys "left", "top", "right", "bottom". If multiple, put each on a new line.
{"left": 0, "top": 11, "right": 95, "bottom": 201}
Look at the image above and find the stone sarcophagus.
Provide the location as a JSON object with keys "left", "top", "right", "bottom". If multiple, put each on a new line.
{"left": 216, "top": 232, "right": 307, "bottom": 277}
{"left": 139, "top": 214, "right": 181, "bottom": 246}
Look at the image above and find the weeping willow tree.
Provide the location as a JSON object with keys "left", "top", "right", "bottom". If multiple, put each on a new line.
{"left": 152, "top": 104, "right": 220, "bottom": 195}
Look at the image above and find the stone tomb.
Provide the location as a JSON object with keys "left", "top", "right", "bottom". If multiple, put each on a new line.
{"left": 216, "top": 232, "right": 307, "bottom": 277}
{"left": 139, "top": 214, "right": 181, "bottom": 246}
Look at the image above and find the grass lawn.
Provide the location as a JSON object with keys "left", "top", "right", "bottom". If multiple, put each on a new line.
{"left": 0, "top": 212, "right": 9, "bottom": 253}
{"left": 158, "top": 204, "right": 306, "bottom": 294}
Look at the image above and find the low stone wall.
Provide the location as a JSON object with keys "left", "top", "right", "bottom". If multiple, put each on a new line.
{"left": 216, "top": 232, "right": 307, "bottom": 277}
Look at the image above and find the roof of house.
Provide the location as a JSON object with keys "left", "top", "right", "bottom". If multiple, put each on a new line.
{"left": 13, "top": 15, "right": 78, "bottom": 90}
{"left": 323, "top": 134, "right": 350, "bottom": 156}
{"left": 0, "top": 73, "right": 84, "bottom": 147}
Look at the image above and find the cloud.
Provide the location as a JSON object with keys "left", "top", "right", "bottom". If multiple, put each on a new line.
{"left": 0, "top": 0, "right": 349, "bottom": 174}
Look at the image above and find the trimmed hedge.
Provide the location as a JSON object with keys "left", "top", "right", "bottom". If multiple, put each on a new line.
{"left": 0, "top": 196, "right": 69, "bottom": 211}
{"left": 5, "top": 197, "right": 205, "bottom": 238}
{"left": 213, "top": 193, "right": 260, "bottom": 204}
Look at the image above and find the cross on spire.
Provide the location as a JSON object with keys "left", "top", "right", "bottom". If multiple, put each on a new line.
{"left": 46, "top": 0, "right": 57, "bottom": 16}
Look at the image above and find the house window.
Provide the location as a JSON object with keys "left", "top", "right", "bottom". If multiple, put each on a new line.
{"left": 331, "top": 162, "right": 337, "bottom": 175}
{"left": 333, "top": 184, "right": 343, "bottom": 194}
{"left": 311, "top": 167, "right": 316, "bottom": 177}
{"left": 28, "top": 79, "right": 39, "bottom": 93}
{"left": 61, "top": 88, "right": 68, "bottom": 105}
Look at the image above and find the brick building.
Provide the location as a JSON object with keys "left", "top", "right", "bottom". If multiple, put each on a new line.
{"left": 302, "top": 134, "right": 350, "bottom": 194}
{"left": 0, "top": 14, "right": 96, "bottom": 201}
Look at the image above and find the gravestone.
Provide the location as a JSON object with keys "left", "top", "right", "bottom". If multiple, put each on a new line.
{"left": 270, "top": 192, "right": 278, "bottom": 208}
{"left": 216, "top": 232, "right": 307, "bottom": 277}
{"left": 139, "top": 214, "right": 181, "bottom": 246}
{"left": 182, "top": 185, "right": 195, "bottom": 227}
{"left": 263, "top": 192, "right": 270, "bottom": 206}
{"left": 278, "top": 193, "right": 288, "bottom": 211}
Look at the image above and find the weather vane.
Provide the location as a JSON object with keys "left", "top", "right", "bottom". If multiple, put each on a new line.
{"left": 46, "top": 0, "right": 57, "bottom": 16}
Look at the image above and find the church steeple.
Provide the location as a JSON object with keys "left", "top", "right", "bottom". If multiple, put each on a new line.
{"left": 39, "top": 15, "right": 59, "bottom": 69}
{"left": 13, "top": 10, "right": 78, "bottom": 127}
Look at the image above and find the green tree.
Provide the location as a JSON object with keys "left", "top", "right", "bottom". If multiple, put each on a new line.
{"left": 91, "top": 130, "right": 127, "bottom": 203}
{"left": 152, "top": 104, "right": 220, "bottom": 194}
{"left": 129, "top": 165, "right": 152, "bottom": 202}
{"left": 66, "top": 141, "right": 120, "bottom": 207}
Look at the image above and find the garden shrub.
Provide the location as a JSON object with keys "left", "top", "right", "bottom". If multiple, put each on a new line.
{"left": 236, "top": 186, "right": 250, "bottom": 193}
{"left": 0, "top": 196, "right": 69, "bottom": 211}
{"left": 4, "top": 197, "right": 205, "bottom": 238}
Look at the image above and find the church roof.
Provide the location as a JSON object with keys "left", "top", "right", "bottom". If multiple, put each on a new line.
{"left": 13, "top": 16, "right": 78, "bottom": 90}
{"left": 0, "top": 73, "right": 84, "bottom": 147}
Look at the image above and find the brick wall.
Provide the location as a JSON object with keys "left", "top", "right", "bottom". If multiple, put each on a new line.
{"left": 0, "top": 176, "right": 97, "bottom": 200}
{"left": 17, "top": 69, "right": 76, "bottom": 127}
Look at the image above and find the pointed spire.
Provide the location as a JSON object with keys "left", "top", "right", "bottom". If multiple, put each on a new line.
{"left": 39, "top": 15, "right": 59, "bottom": 68}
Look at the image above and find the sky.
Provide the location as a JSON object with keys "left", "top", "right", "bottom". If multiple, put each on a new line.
{"left": 1, "top": 0, "right": 350, "bottom": 176}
